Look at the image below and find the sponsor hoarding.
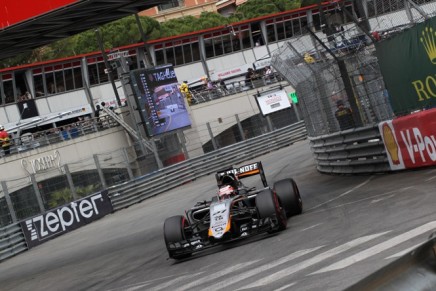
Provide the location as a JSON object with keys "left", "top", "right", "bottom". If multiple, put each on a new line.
{"left": 0, "top": 0, "right": 79, "bottom": 29}
{"left": 255, "top": 90, "right": 291, "bottom": 116}
{"left": 375, "top": 17, "right": 436, "bottom": 114}
{"left": 130, "top": 65, "right": 192, "bottom": 137}
{"left": 20, "top": 190, "right": 113, "bottom": 249}
{"left": 379, "top": 108, "right": 436, "bottom": 170}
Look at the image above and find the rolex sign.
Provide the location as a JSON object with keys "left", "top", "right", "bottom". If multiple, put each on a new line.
{"left": 376, "top": 17, "right": 436, "bottom": 115}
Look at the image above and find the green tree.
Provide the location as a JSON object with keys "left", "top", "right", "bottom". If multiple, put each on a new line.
{"left": 234, "top": 0, "right": 301, "bottom": 19}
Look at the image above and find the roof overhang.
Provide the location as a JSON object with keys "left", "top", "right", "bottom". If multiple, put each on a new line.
{"left": 0, "top": 0, "right": 169, "bottom": 60}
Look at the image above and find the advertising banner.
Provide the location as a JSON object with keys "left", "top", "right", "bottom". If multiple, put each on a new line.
{"left": 130, "top": 65, "right": 192, "bottom": 137}
{"left": 255, "top": 90, "right": 291, "bottom": 116}
{"left": 20, "top": 190, "right": 113, "bottom": 249}
{"left": 0, "top": 0, "right": 79, "bottom": 29}
{"left": 379, "top": 108, "right": 436, "bottom": 171}
{"left": 375, "top": 17, "right": 436, "bottom": 115}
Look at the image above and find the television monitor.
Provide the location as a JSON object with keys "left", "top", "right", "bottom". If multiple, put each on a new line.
{"left": 130, "top": 65, "right": 192, "bottom": 136}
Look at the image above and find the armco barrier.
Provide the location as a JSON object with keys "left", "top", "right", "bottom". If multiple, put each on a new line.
{"left": 309, "top": 124, "right": 390, "bottom": 174}
{"left": 0, "top": 223, "right": 27, "bottom": 262}
{"left": 345, "top": 233, "right": 436, "bottom": 291}
{"left": 108, "top": 121, "right": 308, "bottom": 211}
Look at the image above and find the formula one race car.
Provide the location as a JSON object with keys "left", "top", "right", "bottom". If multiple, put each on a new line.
{"left": 163, "top": 161, "right": 303, "bottom": 259}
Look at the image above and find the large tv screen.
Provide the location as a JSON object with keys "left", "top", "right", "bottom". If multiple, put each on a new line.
{"left": 130, "top": 65, "right": 192, "bottom": 137}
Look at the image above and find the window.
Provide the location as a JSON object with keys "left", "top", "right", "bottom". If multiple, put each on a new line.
{"left": 192, "top": 42, "right": 200, "bottom": 62}
{"left": 55, "top": 70, "right": 65, "bottom": 93}
{"left": 2, "top": 75, "right": 14, "bottom": 104}
{"left": 213, "top": 37, "right": 224, "bottom": 56}
{"left": 88, "top": 63, "right": 98, "bottom": 85}
{"left": 166, "top": 47, "right": 175, "bottom": 66}
{"left": 97, "top": 62, "right": 109, "bottom": 83}
{"left": 33, "top": 69, "right": 45, "bottom": 97}
{"left": 64, "top": 69, "right": 74, "bottom": 91}
{"left": 204, "top": 38, "right": 214, "bottom": 58}
{"left": 266, "top": 24, "right": 276, "bottom": 42}
{"left": 155, "top": 49, "right": 165, "bottom": 66}
{"left": 73, "top": 67, "right": 83, "bottom": 89}
{"left": 174, "top": 45, "right": 183, "bottom": 65}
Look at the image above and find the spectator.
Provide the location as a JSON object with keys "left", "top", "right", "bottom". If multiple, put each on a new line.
{"left": 0, "top": 125, "right": 10, "bottom": 155}
{"left": 180, "top": 81, "right": 193, "bottom": 105}
{"left": 335, "top": 100, "right": 355, "bottom": 130}
{"left": 264, "top": 66, "right": 273, "bottom": 81}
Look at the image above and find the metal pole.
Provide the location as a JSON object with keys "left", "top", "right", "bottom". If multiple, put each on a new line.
{"left": 30, "top": 174, "right": 45, "bottom": 213}
{"left": 177, "top": 131, "right": 189, "bottom": 160}
{"left": 266, "top": 115, "right": 274, "bottom": 132}
{"left": 95, "top": 29, "right": 122, "bottom": 106}
{"left": 1, "top": 181, "right": 17, "bottom": 223}
{"left": 206, "top": 122, "right": 218, "bottom": 150}
{"left": 64, "top": 164, "right": 78, "bottom": 200}
{"left": 122, "top": 147, "right": 134, "bottom": 180}
{"left": 151, "top": 139, "right": 164, "bottom": 169}
{"left": 235, "top": 114, "right": 245, "bottom": 141}
{"left": 94, "top": 154, "right": 107, "bottom": 189}
{"left": 134, "top": 14, "right": 153, "bottom": 68}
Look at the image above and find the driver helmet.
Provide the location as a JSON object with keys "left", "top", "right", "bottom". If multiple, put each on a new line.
{"left": 218, "top": 185, "right": 235, "bottom": 200}
{"left": 220, "top": 173, "right": 239, "bottom": 188}
{"left": 0, "top": 125, "right": 4, "bottom": 131}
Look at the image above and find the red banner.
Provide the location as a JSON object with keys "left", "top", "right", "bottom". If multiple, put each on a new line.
{"left": 379, "top": 108, "right": 436, "bottom": 170}
{"left": 0, "top": 0, "right": 78, "bottom": 29}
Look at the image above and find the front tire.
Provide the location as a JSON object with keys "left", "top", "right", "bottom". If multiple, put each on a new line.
{"left": 273, "top": 179, "right": 303, "bottom": 216}
{"left": 255, "top": 189, "right": 287, "bottom": 232}
{"left": 163, "top": 215, "right": 192, "bottom": 259}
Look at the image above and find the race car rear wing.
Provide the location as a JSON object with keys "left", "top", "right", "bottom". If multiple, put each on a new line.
{"left": 215, "top": 161, "right": 268, "bottom": 188}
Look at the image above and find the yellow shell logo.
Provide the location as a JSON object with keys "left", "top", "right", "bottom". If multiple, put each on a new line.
{"left": 420, "top": 26, "right": 436, "bottom": 64}
{"left": 382, "top": 123, "right": 400, "bottom": 165}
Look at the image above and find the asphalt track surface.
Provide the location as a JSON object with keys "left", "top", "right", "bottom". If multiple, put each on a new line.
{"left": 1, "top": 139, "right": 436, "bottom": 291}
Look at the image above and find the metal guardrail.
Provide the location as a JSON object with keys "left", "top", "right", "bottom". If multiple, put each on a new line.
{"left": 0, "top": 223, "right": 27, "bottom": 262}
{"left": 309, "top": 124, "right": 390, "bottom": 174}
{"left": 108, "top": 121, "right": 307, "bottom": 211}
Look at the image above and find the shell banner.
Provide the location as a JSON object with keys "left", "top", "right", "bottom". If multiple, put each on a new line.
{"left": 379, "top": 108, "right": 436, "bottom": 170}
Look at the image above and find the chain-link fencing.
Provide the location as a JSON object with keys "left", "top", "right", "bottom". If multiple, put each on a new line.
{"left": 271, "top": 0, "right": 436, "bottom": 137}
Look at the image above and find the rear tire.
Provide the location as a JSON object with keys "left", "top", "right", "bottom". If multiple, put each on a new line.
{"left": 255, "top": 189, "right": 287, "bottom": 232}
{"left": 163, "top": 215, "right": 192, "bottom": 259}
{"left": 273, "top": 179, "right": 303, "bottom": 217}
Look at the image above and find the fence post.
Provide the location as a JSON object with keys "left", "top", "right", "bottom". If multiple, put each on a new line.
{"left": 266, "top": 115, "right": 274, "bottom": 132}
{"left": 235, "top": 114, "right": 245, "bottom": 141}
{"left": 206, "top": 122, "right": 218, "bottom": 150}
{"left": 122, "top": 147, "right": 134, "bottom": 181}
{"left": 94, "top": 154, "right": 107, "bottom": 189}
{"left": 30, "top": 174, "right": 45, "bottom": 213}
{"left": 1, "top": 181, "right": 17, "bottom": 223}
{"left": 64, "top": 164, "right": 78, "bottom": 200}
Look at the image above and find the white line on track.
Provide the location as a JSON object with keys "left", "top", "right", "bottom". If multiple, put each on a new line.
{"left": 371, "top": 194, "right": 395, "bottom": 203}
{"left": 306, "top": 177, "right": 374, "bottom": 211}
{"left": 146, "top": 272, "right": 204, "bottom": 291}
{"left": 385, "top": 242, "right": 425, "bottom": 260}
{"left": 206, "top": 246, "right": 324, "bottom": 291}
{"left": 312, "top": 221, "right": 436, "bottom": 274}
{"left": 174, "top": 260, "right": 261, "bottom": 291}
{"left": 300, "top": 223, "right": 323, "bottom": 232}
{"left": 425, "top": 176, "right": 436, "bottom": 182}
{"left": 274, "top": 282, "right": 297, "bottom": 291}
{"left": 240, "top": 231, "right": 389, "bottom": 289}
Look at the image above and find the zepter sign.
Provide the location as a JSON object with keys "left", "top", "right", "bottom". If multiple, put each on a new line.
{"left": 20, "top": 190, "right": 113, "bottom": 249}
